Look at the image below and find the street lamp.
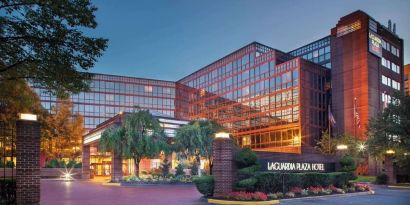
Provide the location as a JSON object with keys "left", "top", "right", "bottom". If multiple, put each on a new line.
{"left": 358, "top": 143, "right": 366, "bottom": 151}
{"left": 215, "top": 132, "right": 229, "bottom": 139}
{"left": 336, "top": 144, "right": 348, "bottom": 150}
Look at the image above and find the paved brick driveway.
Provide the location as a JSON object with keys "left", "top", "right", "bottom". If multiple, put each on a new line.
{"left": 41, "top": 179, "right": 209, "bottom": 205}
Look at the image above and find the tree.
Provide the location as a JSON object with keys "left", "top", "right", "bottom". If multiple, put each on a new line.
{"left": 367, "top": 91, "right": 410, "bottom": 167}
{"left": 41, "top": 100, "right": 84, "bottom": 160}
{"left": 0, "top": 0, "right": 108, "bottom": 98}
{"left": 315, "top": 130, "right": 336, "bottom": 155}
{"left": 174, "top": 120, "right": 223, "bottom": 175}
{"left": 99, "top": 110, "right": 168, "bottom": 177}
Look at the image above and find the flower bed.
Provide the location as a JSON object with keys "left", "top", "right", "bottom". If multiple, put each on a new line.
{"left": 121, "top": 175, "right": 192, "bottom": 185}
{"left": 211, "top": 183, "right": 372, "bottom": 202}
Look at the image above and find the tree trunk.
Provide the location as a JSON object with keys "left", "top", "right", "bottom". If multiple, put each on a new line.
{"left": 134, "top": 157, "right": 140, "bottom": 177}
{"left": 209, "top": 161, "right": 213, "bottom": 175}
{"left": 196, "top": 155, "right": 201, "bottom": 177}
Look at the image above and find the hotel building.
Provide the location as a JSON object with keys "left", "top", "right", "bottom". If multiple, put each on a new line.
{"left": 33, "top": 10, "right": 404, "bottom": 177}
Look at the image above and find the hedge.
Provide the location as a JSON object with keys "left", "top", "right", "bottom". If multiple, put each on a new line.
{"left": 255, "top": 172, "right": 354, "bottom": 193}
{"left": 193, "top": 175, "right": 214, "bottom": 197}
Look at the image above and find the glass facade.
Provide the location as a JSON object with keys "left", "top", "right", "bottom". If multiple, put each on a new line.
{"left": 33, "top": 74, "right": 176, "bottom": 129}
{"left": 177, "top": 43, "right": 328, "bottom": 153}
{"left": 288, "top": 36, "right": 332, "bottom": 69}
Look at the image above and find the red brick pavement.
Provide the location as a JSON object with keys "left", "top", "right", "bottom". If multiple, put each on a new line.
{"left": 41, "top": 180, "right": 209, "bottom": 205}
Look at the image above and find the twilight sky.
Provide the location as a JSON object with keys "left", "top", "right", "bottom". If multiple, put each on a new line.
{"left": 88, "top": 0, "right": 410, "bottom": 81}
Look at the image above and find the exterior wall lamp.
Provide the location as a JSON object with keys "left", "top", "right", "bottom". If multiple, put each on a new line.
{"left": 19, "top": 113, "right": 37, "bottom": 121}
{"left": 215, "top": 132, "right": 230, "bottom": 139}
{"left": 336, "top": 144, "right": 348, "bottom": 150}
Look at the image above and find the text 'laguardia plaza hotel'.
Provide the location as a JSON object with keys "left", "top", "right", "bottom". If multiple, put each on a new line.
{"left": 34, "top": 10, "right": 404, "bottom": 154}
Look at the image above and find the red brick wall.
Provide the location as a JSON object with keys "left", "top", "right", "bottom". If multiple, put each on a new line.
{"left": 16, "top": 120, "right": 41, "bottom": 205}
{"left": 212, "top": 138, "right": 235, "bottom": 198}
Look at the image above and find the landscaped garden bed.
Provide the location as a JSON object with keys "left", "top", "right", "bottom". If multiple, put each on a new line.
{"left": 120, "top": 175, "right": 193, "bottom": 186}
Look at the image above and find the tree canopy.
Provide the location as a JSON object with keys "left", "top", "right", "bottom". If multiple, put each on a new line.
{"left": 99, "top": 110, "right": 168, "bottom": 177}
{"left": 0, "top": 0, "right": 108, "bottom": 97}
{"left": 41, "top": 100, "right": 84, "bottom": 160}
{"left": 174, "top": 120, "right": 223, "bottom": 175}
{"left": 367, "top": 92, "right": 410, "bottom": 163}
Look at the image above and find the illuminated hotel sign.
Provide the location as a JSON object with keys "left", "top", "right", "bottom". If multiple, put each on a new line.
{"left": 260, "top": 160, "right": 334, "bottom": 172}
{"left": 369, "top": 31, "right": 382, "bottom": 58}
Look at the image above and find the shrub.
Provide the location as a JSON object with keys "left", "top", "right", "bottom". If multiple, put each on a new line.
{"left": 302, "top": 173, "right": 331, "bottom": 187}
{"left": 235, "top": 148, "right": 258, "bottom": 168}
{"left": 336, "top": 188, "right": 345, "bottom": 194}
{"left": 237, "top": 165, "right": 260, "bottom": 178}
{"left": 354, "top": 183, "right": 370, "bottom": 191}
{"left": 175, "top": 163, "right": 185, "bottom": 176}
{"left": 376, "top": 173, "right": 388, "bottom": 185}
{"left": 225, "top": 192, "right": 268, "bottom": 201}
{"left": 267, "top": 193, "right": 278, "bottom": 199}
{"left": 327, "top": 184, "right": 338, "bottom": 192}
{"left": 236, "top": 177, "right": 257, "bottom": 192}
{"left": 159, "top": 158, "right": 171, "bottom": 177}
{"left": 301, "top": 189, "right": 309, "bottom": 196}
{"left": 193, "top": 175, "right": 214, "bottom": 197}
{"left": 308, "top": 186, "right": 322, "bottom": 195}
{"left": 290, "top": 187, "right": 302, "bottom": 194}
{"left": 328, "top": 172, "right": 352, "bottom": 187}
{"left": 275, "top": 192, "right": 283, "bottom": 198}
{"left": 285, "top": 191, "right": 295, "bottom": 198}
{"left": 321, "top": 189, "right": 332, "bottom": 195}
{"left": 339, "top": 155, "right": 356, "bottom": 172}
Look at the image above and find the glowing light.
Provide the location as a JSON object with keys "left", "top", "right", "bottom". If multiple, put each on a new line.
{"left": 386, "top": 149, "right": 395, "bottom": 154}
{"left": 358, "top": 143, "right": 366, "bottom": 151}
{"left": 19, "top": 113, "right": 37, "bottom": 121}
{"left": 336, "top": 144, "right": 348, "bottom": 150}
{"left": 215, "top": 132, "right": 229, "bottom": 139}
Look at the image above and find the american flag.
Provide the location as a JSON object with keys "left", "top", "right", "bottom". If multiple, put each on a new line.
{"left": 354, "top": 98, "right": 361, "bottom": 128}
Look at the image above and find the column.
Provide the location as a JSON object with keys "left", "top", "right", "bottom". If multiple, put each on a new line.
{"left": 212, "top": 137, "right": 234, "bottom": 198}
{"left": 82, "top": 145, "right": 91, "bottom": 179}
{"left": 111, "top": 150, "right": 122, "bottom": 182}
{"left": 16, "top": 119, "right": 41, "bottom": 205}
{"left": 384, "top": 156, "right": 396, "bottom": 185}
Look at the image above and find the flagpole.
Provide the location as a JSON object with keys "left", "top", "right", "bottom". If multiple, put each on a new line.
{"left": 328, "top": 104, "right": 331, "bottom": 154}
{"left": 354, "top": 97, "right": 357, "bottom": 141}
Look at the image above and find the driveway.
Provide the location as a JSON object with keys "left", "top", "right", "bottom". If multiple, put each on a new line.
{"left": 41, "top": 180, "right": 410, "bottom": 205}
{"left": 41, "top": 179, "right": 208, "bottom": 205}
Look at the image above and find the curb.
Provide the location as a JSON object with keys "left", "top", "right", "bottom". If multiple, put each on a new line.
{"left": 120, "top": 183, "right": 194, "bottom": 187}
{"left": 102, "top": 182, "right": 121, "bottom": 186}
{"left": 388, "top": 185, "right": 410, "bottom": 189}
{"left": 280, "top": 190, "right": 375, "bottom": 201}
{"left": 208, "top": 198, "right": 279, "bottom": 205}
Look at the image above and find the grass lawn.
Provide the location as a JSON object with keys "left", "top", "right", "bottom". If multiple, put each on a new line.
{"left": 350, "top": 176, "right": 376, "bottom": 183}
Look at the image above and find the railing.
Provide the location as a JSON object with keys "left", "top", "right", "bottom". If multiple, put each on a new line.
{"left": 0, "top": 121, "right": 16, "bottom": 204}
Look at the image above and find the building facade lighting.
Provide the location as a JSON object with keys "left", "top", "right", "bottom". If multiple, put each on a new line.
{"left": 215, "top": 132, "right": 230, "bottom": 139}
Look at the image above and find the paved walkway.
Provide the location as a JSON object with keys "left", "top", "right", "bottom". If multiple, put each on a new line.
{"left": 40, "top": 179, "right": 208, "bottom": 205}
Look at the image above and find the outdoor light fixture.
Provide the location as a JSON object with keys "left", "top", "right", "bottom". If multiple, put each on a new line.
{"left": 358, "top": 143, "right": 366, "bottom": 151}
{"left": 215, "top": 132, "right": 229, "bottom": 139}
{"left": 19, "top": 113, "right": 37, "bottom": 121}
{"left": 336, "top": 144, "right": 348, "bottom": 150}
{"left": 386, "top": 149, "right": 395, "bottom": 154}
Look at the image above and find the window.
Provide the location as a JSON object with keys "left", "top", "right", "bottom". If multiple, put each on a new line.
{"left": 144, "top": 85, "right": 153, "bottom": 93}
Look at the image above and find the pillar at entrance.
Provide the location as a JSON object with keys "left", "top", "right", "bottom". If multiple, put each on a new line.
{"left": 212, "top": 137, "right": 234, "bottom": 198}
{"left": 111, "top": 150, "right": 122, "bottom": 182}
{"left": 82, "top": 145, "right": 91, "bottom": 179}
{"left": 384, "top": 156, "right": 397, "bottom": 185}
{"left": 16, "top": 119, "right": 41, "bottom": 205}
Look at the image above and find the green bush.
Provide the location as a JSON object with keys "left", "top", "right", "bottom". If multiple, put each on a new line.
{"left": 376, "top": 173, "right": 388, "bottom": 185}
{"left": 255, "top": 172, "right": 282, "bottom": 193}
{"left": 237, "top": 165, "right": 260, "bottom": 178}
{"left": 0, "top": 160, "right": 15, "bottom": 168}
{"left": 175, "top": 163, "right": 185, "bottom": 176}
{"left": 236, "top": 177, "right": 257, "bottom": 191}
{"left": 193, "top": 175, "right": 214, "bottom": 197}
{"left": 235, "top": 148, "right": 258, "bottom": 168}
{"left": 45, "top": 159, "right": 81, "bottom": 168}
{"left": 339, "top": 155, "right": 356, "bottom": 172}
{"left": 301, "top": 172, "right": 331, "bottom": 187}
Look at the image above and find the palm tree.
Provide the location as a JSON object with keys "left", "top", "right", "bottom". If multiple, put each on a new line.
{"left": 99, "top": 110, "right": 168, "bottom": 177}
